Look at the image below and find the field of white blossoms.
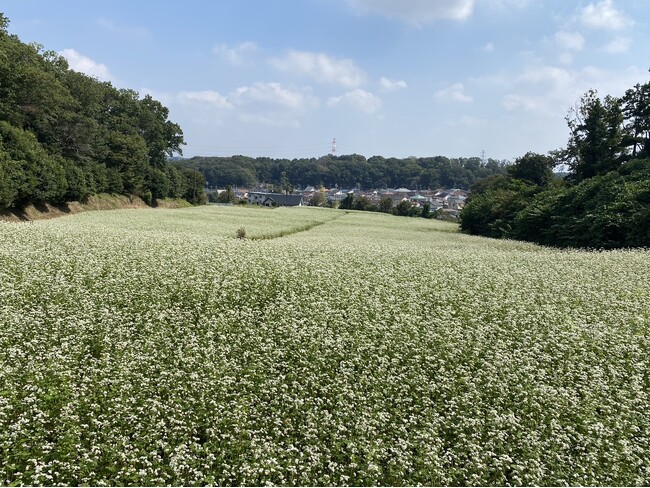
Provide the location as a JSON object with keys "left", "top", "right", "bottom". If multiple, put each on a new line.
{"left": 1, "top": 205, "right": 649, "bottom": 486}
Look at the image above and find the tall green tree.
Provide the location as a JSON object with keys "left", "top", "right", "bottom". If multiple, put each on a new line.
{"left": 507, "top": 152, "right": 554, "bottom": 186}
{"left": 564, "top": 90, "right": 624, "bottom": 182}
{"left": 621, "top": 82, "right": 650, "bottom": 159}
{"left": 0, "top": 13, "right": 191, "bottom": 210}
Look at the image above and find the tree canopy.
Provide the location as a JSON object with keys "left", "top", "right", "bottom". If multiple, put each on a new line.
{"left": 0, "top": 13, "right": 204, "bottom": 210}
{"left": 179, "top": 154, "right": 508, "bottom": 191}
{"left": 461, "top": 79, "right": 650, "bottom": 249}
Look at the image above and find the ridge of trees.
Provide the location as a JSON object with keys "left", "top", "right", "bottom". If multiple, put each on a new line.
{"left": 0, "top": 13, "right": 205, "bottom": 211}
{"left": 460, "top": 79, "right": 650, "bottom": 249}
{"left": 178, "top": 154, "right": 509, "bottom": 191}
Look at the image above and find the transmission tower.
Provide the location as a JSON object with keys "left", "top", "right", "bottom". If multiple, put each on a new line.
{"left": 331, "top": 137, "right": 337, "bottom": 155}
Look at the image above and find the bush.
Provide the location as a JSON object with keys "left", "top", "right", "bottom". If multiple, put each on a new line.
{"left": 464, "top": 159, "right": 650, "bottom": 248}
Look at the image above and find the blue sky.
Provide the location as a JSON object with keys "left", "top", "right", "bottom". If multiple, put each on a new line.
{"left": 4, "top": 0, "right": 649, "bottom": 160}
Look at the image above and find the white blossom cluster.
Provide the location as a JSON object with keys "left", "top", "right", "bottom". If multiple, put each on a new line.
{"left": 0, "top": 206, "right": 649, "bottom": 486}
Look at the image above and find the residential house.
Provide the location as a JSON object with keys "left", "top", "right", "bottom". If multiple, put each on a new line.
{"left": 248, "top": 192, "right": 303, "bottom": 207}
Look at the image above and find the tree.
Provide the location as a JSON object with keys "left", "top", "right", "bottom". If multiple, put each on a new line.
{"left": 309, "top": 189, "right": 326, "bottom": 207}
{"left": 507, "top": 152, "right": 554, "bottom": 186}
{"left": 460, "top": 179, "right": 537, "bottom": 238}
{"left": 217, "top": 185, "right": 236, "bottom": 203}
{"left": 0, "top": 13, "right": 9, "bottom": 33}
{"left": 394, "top": 199, "right": 415, "bottom": 217}
{"left": 0, "top": 14, "right": 194, "bottom": 209}
{"left": 378, "top": 196, "right": 393, "bottom": 213}
{"left": 353, "top": 195, "right": 373, "bottom": 211}
{"left": 280, "top": 171, "right": 292, "bottom": 194}
{"left": 139, "top": 95, "right": 185, "bottom": 167}
{"left": 565, "top": 90, "right": 624, "bottom": 182}
{"left": 339, "top": 193, "right": 354, "bottom": 209}
{"left": 421, "top": 202, "right": 431, "bottom": 218}
{"left": 182, "top": 168, "right": 206, "bottom": 205}
{"left": 621, "top": 82, "right": 650, "bottom": 159}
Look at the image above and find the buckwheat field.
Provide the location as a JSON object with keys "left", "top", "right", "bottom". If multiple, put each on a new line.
{"left": 1, "top": 206, "right": 649, "bottom": 486}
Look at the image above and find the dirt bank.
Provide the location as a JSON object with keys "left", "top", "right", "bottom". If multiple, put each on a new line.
{"left": 0, "top": 194, "right": 190, "bottom": 222}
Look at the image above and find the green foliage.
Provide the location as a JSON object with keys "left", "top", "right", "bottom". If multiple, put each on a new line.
{"left": 462, "top": 80, "right": 650, "bottom": 249}
{"left": 217, "top": 185, "right": 236, "bottom": 204}
{"left": 621, "top": 82, "right": 650, "bottom": 159}
{"left": 563, "top": 89, "right": 629, "bottom": 182}
{"left": 352, "top": 195, "right": 373, "bottom": 211}
{"left": 421, "top": 202, "right": 431, "bottom": 218}
{"left": 62, "top": 160, "right": 89, "bottom": 202}
{"left": 181, "top": 168, "right": 206, "bottom": 205}
{"left": 147, "top": 167, "right": 171, "bottom": 203}
{"left": 462, "top": 160, "right": 650, "bottom": 248}
{"left": 378, "top": 196, "right": 393, "bottom": 213}
{"left": 0, "top": 15, "right": 189, "bottom": 210}
{"left": 513, "top": 160, "right": 650, "bottom": 248}
{"left": 338, "top": 193, "right": 354, "bottom": 210}
{"left": 34, "top": 156, "right": 68, "bottom": 203}
{"left": 309, "top": 189, "right": 326, "bottom": 207}
{"left": 180, "top": 154, "right": 508, "bottom": 190}
{"left": 460, "top": 179, "right": 538, "bottom": 239}
{"left": 507, "top": 152, "right": 555, "bottom": 186}
{"left": 394, "top": 199, "right": 417, "bottom": 217}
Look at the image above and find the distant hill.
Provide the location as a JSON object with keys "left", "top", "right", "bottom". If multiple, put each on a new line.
{"left": 179, "top": 154, "right": 508, "bottom": 190}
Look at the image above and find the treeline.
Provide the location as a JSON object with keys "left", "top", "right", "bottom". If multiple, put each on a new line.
{"left": 461, "top": 82, "right": 650, "bottom": 249}
{"left": 180, "top": 154, "right": 508, "bottom": 190}
{"left": 0, "top": 14, "right": 205, "bottom": 211}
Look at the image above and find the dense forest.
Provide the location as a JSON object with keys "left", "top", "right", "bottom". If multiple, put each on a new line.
{"left": 179, "top": 154, "right": 508, "bottom": 190}
{"left": 0, "top": 14, "right": 205, "bottom": 211}
{"left": 461, "top": 82, "right": 650, "bottom": 249}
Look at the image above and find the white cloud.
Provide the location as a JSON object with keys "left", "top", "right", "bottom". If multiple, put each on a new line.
{"left": 604, "top": 36, "right": 631, "bottom": 53}
{"left": 502, "top": 64, "right": 647, "bottom": 117}
{"left": 580, "top": 0, "right": 631, "bottom": 30}
{"left": 327, "top": 89, "right": 382, "bottom": 114}
{"left": 213, "top": 42, "right": 258, "bottom": 66}
{"left": 517, "top": 65, "right": 574, "bottom": 89}
{"left": 228, "top": 82, "right": 319, "bottom": 111}
{"left": 434, "top": 83, "right": 473, "bottom": 103}
{"left": 379, "top": 76, "right": 407, "bottom": 91}
{"left": 175, "top": 83, "right": 319, "bottom": 130}
{"left": 269, "top": 50, "right": 365, "bottom": 87}
{"left": 554, "top": 31, "right": 585, "bottom": 51}
{"left": 498, "top": 64, "right": 643, "bottom": 117}
{"left": 501, "top": 66, "right": 576, "bottom": 115}
{"left": 177, "top": 90, "right": 232, "bottom": 109}
{"left": 480, "top": 42, "right": 495, "bottom": 52}
{"left": 345, "top": 0, "right": 475, "bottom": 24}
{"left": 177, "top": 83, "right": 318, "bottom": 112}
{"left": 59, "top": 49, "right": 112, "bottom": 82}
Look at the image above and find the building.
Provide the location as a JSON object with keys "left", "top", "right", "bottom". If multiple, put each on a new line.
{"left": 248, "top": 192, "right": 304, "bottom": 207}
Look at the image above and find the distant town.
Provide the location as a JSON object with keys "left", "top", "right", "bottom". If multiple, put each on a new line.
{"left": 208, "top": 186, "right": 468, "bottom": 218}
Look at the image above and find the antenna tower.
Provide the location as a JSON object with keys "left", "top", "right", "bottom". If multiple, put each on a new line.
{"left": 480, "top": 149, "right": 486, "bottom": 165}
{"left": 331, "top": 137, "right": 337, "bottom": 155}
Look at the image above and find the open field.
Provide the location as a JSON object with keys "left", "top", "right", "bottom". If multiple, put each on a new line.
{"left": 1, "top": 205, "right": 649, "bottom": 485}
